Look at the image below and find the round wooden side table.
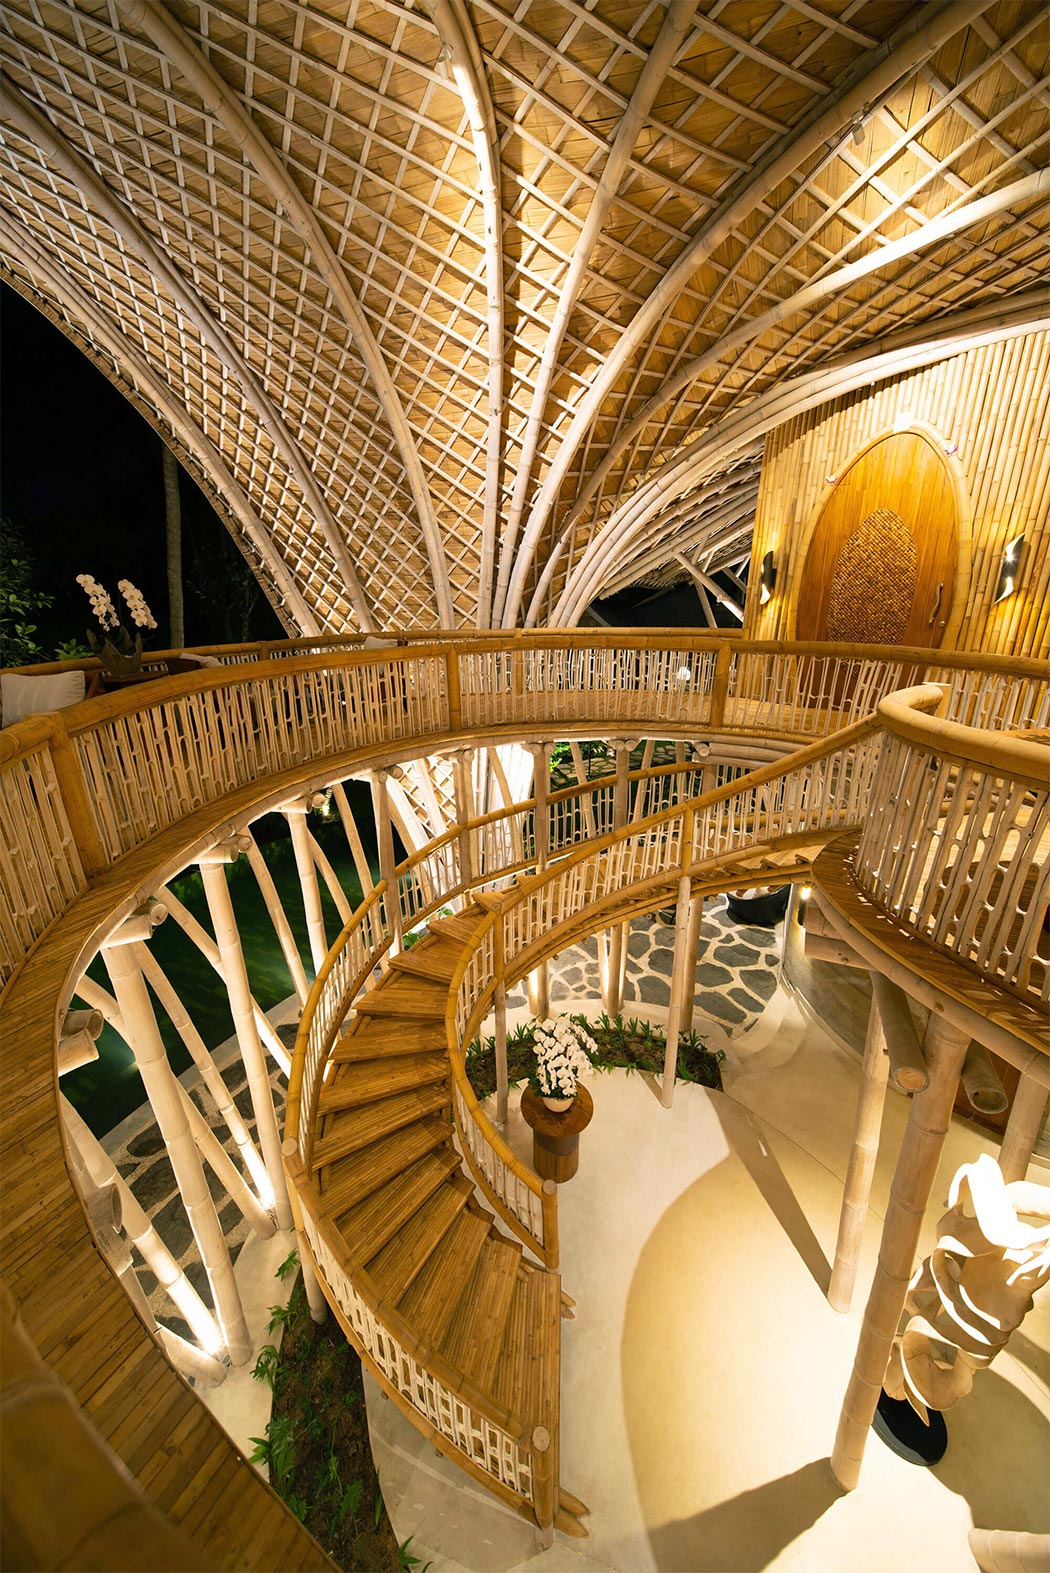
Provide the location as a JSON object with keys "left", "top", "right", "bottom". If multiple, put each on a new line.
{"left": 520, "top": 1085, "right": 594, "bottom": 1183}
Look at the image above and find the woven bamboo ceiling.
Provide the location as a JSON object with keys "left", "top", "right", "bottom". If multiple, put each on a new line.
{"left": 1, "top": 1, "right": 1048, "bottom": 633}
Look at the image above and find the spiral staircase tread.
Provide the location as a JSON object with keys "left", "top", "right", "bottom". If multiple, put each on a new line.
{"left": 313, "top": 1083, "right": 451, "bottom": 1167}
{"left": 318, "top": 1051, "right": 449, "bottom": 1111}
{"left": 318, "top": 1116, "right": 452, "bottom": 1214}
{"left": 365, "top": 1173, "right": 475, "bottom": 1304}
{"left": 331, "top": 1148, "right": 464, "bottom": 1256}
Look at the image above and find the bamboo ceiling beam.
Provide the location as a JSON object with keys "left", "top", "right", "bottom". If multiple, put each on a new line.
{"left": 113, "top": 0, "right": 454, "bottom": 627}
{"left": 507, "top": 0, "right": 996, "bottom": 619}
{"left": 673, "top": 557, "right": 743, "bottom": 621}
{"left": 427, "top": 0, "right": 504, "bottom": 627}
{"left": 544, "top": 294, "right": 1050, "bottom": 623}
{"left": 0, "top": 77, "right": 376, "bottom": 631}
{"left": 491, "top": 0, "right": 698, "bottom": 629}
{"left": 585, "top": 168, "right": 1050, "bottom": 491}
{"left": 0, "top": 213, "right": 319, "bottom": 637}
{"left": 631, "top": 5, "right": 1048, "bottom": 434}
{"left": 605, "top": 485, "right": 760, "bottom": 597}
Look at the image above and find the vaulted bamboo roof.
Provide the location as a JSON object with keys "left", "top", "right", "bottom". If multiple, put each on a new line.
{"left": 1, "top": 0, "right": 1048, "bottom": 633}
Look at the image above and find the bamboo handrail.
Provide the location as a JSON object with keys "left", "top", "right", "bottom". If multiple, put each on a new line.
{"left": 877, "top": 684, "right": 1050, "bottom": 791}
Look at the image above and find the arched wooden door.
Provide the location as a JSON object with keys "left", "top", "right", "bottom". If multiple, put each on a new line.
{"left": 796, "top": 432, "right": 957, "bottom": 648}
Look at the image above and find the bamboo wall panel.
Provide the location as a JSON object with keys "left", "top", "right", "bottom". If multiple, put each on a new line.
{"left": 745, "top": 331, "right": 1050, "bottom": 657}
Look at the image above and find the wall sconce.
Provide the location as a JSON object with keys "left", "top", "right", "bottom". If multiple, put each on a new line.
{"left": 994, "top": 535, "right": 1025, "bottom": 603}
{"left": 759, "top": 550, "right": 777, "bottom": 605}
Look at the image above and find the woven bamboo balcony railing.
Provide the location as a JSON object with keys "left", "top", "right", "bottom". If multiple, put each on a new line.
{"left": 2, "top": 632, "right": 1046, "bottom": 985}
{"left": 1, "top": 635, "right": 1047, "bottom": 1562}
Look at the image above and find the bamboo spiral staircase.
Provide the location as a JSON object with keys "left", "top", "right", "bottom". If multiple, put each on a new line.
{"left": 301, "top": 906, "right": 587, "bottom": 1538}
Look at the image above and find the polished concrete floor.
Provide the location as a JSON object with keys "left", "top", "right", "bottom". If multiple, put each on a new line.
{"left": 369, "top": 994, "right": 1050, "bottom": 1573}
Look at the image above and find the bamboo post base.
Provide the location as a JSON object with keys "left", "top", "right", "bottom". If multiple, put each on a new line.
{"left": 528, "top": 961, "right": 550, "bottom": 1020}
{"left": 999, "top": 1074, "right": 1050, "bottom": 1184}
{"left": 104, "top": 942, "right": 253, "bottom": 1366}
{"left": 828, "top": 998, "right": 889, "bottom": 1313}
{"left": 831, "top": 1013, "right": 971, "bottom": 1490}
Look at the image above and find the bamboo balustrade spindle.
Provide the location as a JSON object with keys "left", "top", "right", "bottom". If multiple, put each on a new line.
{"left": 102, "top": 940, "right": 252, "bottom": 1365}
{"left": 831, "top": 1014, "right": 972, "bottom": 1490}
{"left": 828, "top": 999, "right": 890, "bottom": 1313}
{"left": 198, "top": 857, "right": 293, "bottom": 1230}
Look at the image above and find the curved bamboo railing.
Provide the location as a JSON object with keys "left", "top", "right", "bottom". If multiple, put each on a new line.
{"left": 3, "top": 634, "right": 1047, "bottom": 987}
{"left": 854, "top": 686, "right": 1050, "bottom": 1007}
{"left": 2, "top": 638, "right": 1047, "bottom": 1557}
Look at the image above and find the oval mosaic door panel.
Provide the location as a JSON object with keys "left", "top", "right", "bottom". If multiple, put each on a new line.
{"left": 796, "top": 432, "right": 957, "bottom": 648}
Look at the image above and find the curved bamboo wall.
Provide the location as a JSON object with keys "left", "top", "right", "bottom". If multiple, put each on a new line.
{"left": 744, "top": 329, "right": 1050, "bottom": 658}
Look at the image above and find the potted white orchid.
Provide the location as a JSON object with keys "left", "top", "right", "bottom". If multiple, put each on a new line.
{"left": 529, "top": 1015, "right": 598, "bottom": 1112}
{"left": 77, "top": 574, "right": 158, "bottom": 677}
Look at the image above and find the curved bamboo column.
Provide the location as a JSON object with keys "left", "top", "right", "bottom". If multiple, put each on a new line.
{"left": 244, "top": 833, "right": 311, "bottom": 1006}
{"left": 133, "top": 945, "right": 272, "bottom": 1204}
{"left": 831, "top": 1014, "right": 972, "bottom": 1490}
{"left": 828, "top": 999, "right": 890, "bottom": 1313}
{"left": 198, "top": 858, "right": 293, "bottom": 1231}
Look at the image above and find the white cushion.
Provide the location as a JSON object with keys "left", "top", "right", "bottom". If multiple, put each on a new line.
{"left": 1, "top": 670, "right": 86, "bottom": 727}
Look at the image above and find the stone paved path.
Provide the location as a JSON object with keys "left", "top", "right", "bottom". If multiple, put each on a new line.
{"left": 508, "top": 894, "right": 782, "bottom": 1036}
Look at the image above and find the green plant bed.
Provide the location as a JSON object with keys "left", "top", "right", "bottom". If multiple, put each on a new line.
{"left": 465, "top": 1012, "right": 724, "bottom": 1101}
{"left": 256, "top": 1265, "right": 411, "bottom": 1571}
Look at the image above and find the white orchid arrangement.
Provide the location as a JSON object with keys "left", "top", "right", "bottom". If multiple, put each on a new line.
{"left": 77, "top": 574, "right": 158, "bottom": 675}
{"left": 530, "top": 1015, "right": 598, "bottom": 1100}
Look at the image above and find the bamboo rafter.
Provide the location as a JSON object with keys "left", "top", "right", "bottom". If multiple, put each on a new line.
{"left": 0, "top": 0, "right": 1047, "bottom": 633}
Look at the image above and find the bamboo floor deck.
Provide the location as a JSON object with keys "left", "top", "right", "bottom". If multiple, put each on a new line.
{"left": 0, "top": 803, "right": 336, "bottom": 1569}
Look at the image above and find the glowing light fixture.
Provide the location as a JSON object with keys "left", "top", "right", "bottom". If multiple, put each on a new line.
{"left": 994, "top": 535, "right": 1025, "bottom": 603}
{"left": 759, "top": 550, "right": 777, "bottom": 605}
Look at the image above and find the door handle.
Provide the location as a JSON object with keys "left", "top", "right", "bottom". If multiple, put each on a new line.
{"left": 928, "top": 582, "right": 943, "bottom": 628}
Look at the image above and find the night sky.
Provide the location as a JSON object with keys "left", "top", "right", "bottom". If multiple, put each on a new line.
{"left": 0, "top": 279, "right": 282, "bottom": 653}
